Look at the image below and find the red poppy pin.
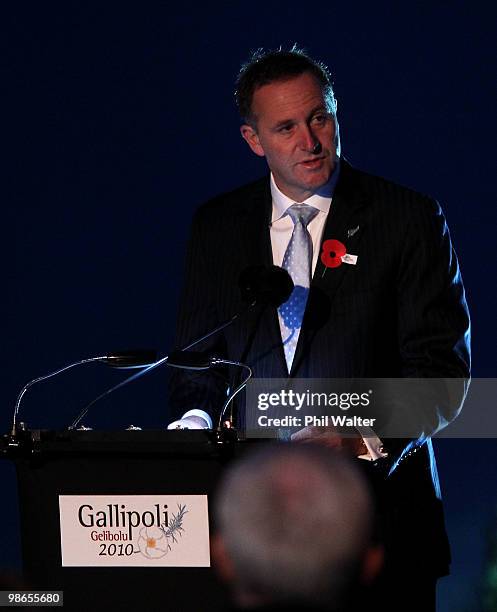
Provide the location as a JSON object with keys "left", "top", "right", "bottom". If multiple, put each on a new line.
{"left": 320, "top": 239, "right": 347, "bottom": 270}
{"left": 320, "top": 239, "right": 359, "bottom": 277}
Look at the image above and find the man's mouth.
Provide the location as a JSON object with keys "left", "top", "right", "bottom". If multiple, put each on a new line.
{"left": 299, "top": 157, "right": 325, "bottom": 169}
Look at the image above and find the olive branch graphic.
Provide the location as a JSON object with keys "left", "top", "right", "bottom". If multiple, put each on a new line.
{"left": 160, "top": 504, "right": 188, "bottom": 551}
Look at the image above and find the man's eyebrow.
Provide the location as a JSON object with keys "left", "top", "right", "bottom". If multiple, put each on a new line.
{"left": 273, "top": 118, "right": 295, "bottom": 129}
{"left": 272, "top": 105, "right": 329, "bottom": 129}
{"left": 307, "top": 104, "right": 329, "bottom": 117}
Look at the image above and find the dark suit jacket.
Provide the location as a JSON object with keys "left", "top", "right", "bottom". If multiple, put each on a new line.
{"left": 169, "top": 159, "right": 471, "bottom": 576}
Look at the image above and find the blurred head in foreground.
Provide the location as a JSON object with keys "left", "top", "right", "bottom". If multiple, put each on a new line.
{"left": 212, "top": 444, "right": 382, "bottom": 610}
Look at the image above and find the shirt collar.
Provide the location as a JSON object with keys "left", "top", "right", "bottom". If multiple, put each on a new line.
{"left": 270, "top": 159, "right": 341, "bottom": 223}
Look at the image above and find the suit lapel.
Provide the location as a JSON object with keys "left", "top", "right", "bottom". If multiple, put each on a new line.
{"left": 234, "top": 178, "right": 273, "bottom": 267}
{"left": 313, "top": 160, "right": 368, "bottom": 295}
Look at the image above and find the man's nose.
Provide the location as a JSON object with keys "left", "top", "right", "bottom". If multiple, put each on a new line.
{"left": 299, "top": 125, "right": 321, "bottom": 154}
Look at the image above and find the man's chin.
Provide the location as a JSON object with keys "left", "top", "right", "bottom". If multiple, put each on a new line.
{"left": 299, "top": 167, "right": 334, "bottom": 190}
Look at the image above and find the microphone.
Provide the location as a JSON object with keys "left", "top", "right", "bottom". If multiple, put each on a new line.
{"left": 169, "top": 266, "right": 292, "bottom": 432}
{"left": 177, "top": 266, "right": 293, "bottom": 354}
{"left": 239, "top": 265, "right": 293, "bottom": 307}
{"left": 165, "top": 351, "right": 214, "bottom": 370}
{"left": 103, "top": 349, "right": 158, "bottom": 368}
{"left": 66, "top": 266, "right": 293, "bottom": 432}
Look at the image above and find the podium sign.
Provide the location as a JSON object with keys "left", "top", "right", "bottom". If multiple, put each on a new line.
{"left": 59, "top": 494, "right": 210, "bottom": 567}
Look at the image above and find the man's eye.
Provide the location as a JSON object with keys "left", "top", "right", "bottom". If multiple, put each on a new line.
{"left": 278, "top": 124, "right": 294, "bottom": 133}
{"left": 312, "top": 114, "right": 327, "bottom": 125}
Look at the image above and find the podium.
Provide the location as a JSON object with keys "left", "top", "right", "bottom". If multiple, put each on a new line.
{"left": 2, "top": 429, "right": 266, "bottom": 611}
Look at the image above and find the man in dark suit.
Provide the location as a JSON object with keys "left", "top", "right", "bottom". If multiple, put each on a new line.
{"left": 168, "top": 48, "right": 470, "bottom": 610}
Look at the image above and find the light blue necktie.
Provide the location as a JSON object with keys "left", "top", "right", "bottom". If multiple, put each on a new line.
{"left": 278, "top": 204, "right": 319, "bottom": 371}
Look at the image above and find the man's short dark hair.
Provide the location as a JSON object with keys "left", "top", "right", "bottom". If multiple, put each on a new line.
{"left": 235, "top": 46, "right": 337, "bottom": 125}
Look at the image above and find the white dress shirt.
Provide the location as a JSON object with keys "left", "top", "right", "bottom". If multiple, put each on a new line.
{"left": 269, "top": 163, "right": 340, "bottom": 274}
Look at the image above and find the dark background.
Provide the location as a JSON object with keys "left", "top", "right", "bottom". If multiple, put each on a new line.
{"left": 5, "top": 2, "right": 497, "bottom": 610}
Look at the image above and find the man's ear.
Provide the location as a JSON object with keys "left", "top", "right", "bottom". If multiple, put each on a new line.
{"left": 240, "top": 124, "right": 265, "bottom": 157}
{"left": 361, "top": 544, "right": 384, "bottom": 585}
{"left": 333, "top": 116, "right": 341, "bottom": 158}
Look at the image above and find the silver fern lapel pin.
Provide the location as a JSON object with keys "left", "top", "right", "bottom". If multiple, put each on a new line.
{"left": 347, "top": 225, "right": 360, "bottom": 238}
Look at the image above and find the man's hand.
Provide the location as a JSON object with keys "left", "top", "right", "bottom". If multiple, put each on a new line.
{"left": 167, "top": 409, "right": 213, "bottom": 430}
{"left": 290, "top": 426, "right": 366, "bottom": 456}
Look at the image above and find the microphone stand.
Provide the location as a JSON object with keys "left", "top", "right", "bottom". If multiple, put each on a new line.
{"left": 13, "top": 266, "right": 293, "bottom": 437}
{"left": 10, "top": 351, "right": 157, "bottom": 440}
{"left": 68, "top": 302, "right": 256, "bottom": 431}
